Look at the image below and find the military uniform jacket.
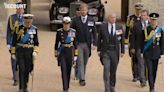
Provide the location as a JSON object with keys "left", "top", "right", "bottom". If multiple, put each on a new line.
{"left": 125, "top": 14, "right": 141, "bottom": 43}
{"left": 11, "top": 25, "right": 39, "bottom": 54}
{"left": 55, "top": 28, "right": 78, "bottom": 57}
{"left": 6, "top": 14, "right": 24, "bottom": 45}
{"left": 97, "top": 23, "right": 125, "bottom": 60}
{"left": 142, "top": 26, "right": 164, "bottom": 59}
{"left": 71, "top": 16, "right": 97, "bottom": 56}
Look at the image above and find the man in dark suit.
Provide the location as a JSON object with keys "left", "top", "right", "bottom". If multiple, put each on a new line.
{"left": 97, "top": 13, "right": 125, "bottom": 92}
{"left": 125, "top": 2, "right": 144, "bottom": 82}
{"left": 142, "top": 13, "right": 164, "bottom": 92}
{"left": 71, "top": 3, "right": 97, "bottom": 86}
{"left": 130, "top": 9, "right": 150, "bottom": 87}
{"left": 6, "top": 2, "right": 24, "bottom": 86}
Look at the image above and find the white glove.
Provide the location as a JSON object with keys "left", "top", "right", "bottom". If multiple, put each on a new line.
{"left": 32, "top": 52, "right": 37, "bottom": 57}
{"left": 91, "top": 44, "right": 96, "bottom": 50}
{"left": 159, "top": 55, "right": 164, "bottom": 64}
{"left": 55, "top": 57, "right": 58, "bottom": 61}
{"left": 11, "top": 54, "right": 16, "bottom": 60}
{"left": 141, "top": 53, "right": 143, "bottom": 58}
{"left": 74, "top": 56, "right": 77, "bottom": 62}
{"left": 125, "top": 45, "right": 128, "bottom": 49}
{"left": 7, "top": 45, "right": 11, "bottom": 49}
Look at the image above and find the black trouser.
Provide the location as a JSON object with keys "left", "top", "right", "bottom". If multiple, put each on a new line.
{"left": 145, "top": 58, "right": 159, "bottom": 90}
{"left": 74, "top": 61, "right": 79, "bottom": 79}
{"left": 131, "top": 54, "right": 139, "bottom": 79}
{"left": 58, "top": 47, "right": 73, "bottom": 90}
{"left": 101, "top": 50, "right": 119, "bottom": 92}
{"left": 135, "top": 49, "right": 146, "bottom": 83}
{"left": 16, "top": 47, "right": 33, "bottom": 90}
{"left": 11, "top": 54, "right": 19, "bottom": 81}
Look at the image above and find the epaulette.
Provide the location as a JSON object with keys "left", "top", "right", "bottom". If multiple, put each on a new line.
{"left": 11, "top": 14, "right": 17, "bottom": 17}
{"left": 129, "top": 15, "right": 136, "bottom": 19}
{"left": 126, "top": 15, "right": 134, "bottom": 26}
{"left": 31, "top": 25, "right": 37, "bottom": 29}
{"left": 70, "top": 28, "right": 76, "bottom": 32}
{"left": 57, "top": 28, "right": 63, "bottom": 32}
{"left": 127, "top": 15, "right": 130, "bottom": 18}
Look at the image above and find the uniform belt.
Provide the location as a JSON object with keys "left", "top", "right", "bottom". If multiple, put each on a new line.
{"left": 61, "top": 44, "right": 73, "bottom": 48}
{"left": 17, "top": 43, "right": 34, "bottom": 48}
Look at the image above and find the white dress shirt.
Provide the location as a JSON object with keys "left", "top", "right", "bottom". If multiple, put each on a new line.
{"left": 141, "top": 20, "right": 149, "bottom": 29}
{"left": 81, "top": 15, "right": 88, "bottom": 23}
{"left": 108, "top": 23, "right": 116, "bottom": 35}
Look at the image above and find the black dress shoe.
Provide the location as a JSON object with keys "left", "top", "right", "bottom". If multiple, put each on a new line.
{"left": 79, "top": 80, "right": 86, "bottom": 86}
{"left": 150, "top": 89, "right": 155, "bottom": 92}
{"left": 63, "top": 90, "right": 68, "bottom": 92}
{"left": 140, "top": 82, "right": 146, "bottom": 87}
{"left": 13, "top": 80, "right": 18, "bottom": 86}
{"left": 132, "top": 78, "right": 138, "bottom": 82}
{"left": 110, "top": 87, "right": 116, "bottom": 92}
{"left": 24, "top": 89, "right": 29, "bottom": 92}
{"left": 19, "top": 89, "right": 24, "bottom": 92}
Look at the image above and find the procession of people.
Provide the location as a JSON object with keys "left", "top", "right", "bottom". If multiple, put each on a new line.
{"left": 4, "top": 1, "right": 164, "bottom": 92}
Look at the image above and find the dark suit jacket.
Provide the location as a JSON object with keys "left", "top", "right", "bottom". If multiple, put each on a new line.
{"left": 97, "top": 23, "right": 125, "bottom": 60}
{"left": 71, "top": 16, "right": 97, "bottom": 56}
{"left": 130, "top": 21, "right": 150, "bottom": 50}
{"left": 143, "top": 26, "right": 164, "bottom": 59}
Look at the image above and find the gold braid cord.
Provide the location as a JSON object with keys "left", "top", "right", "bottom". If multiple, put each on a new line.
{"left": 129, "top": 18, "right": 134, "bottom": 29}
{"left": 144, "top": 27, "right": 155, "bottom": 41}
{"left": 10, "top": 16, "right": 19, "bottom": 33}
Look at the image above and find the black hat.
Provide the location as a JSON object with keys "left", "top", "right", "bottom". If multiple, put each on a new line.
{"left": 16, "top": 2, "right": 24, "bottom": 4}
{"left": 16, "top": 2, "right": 25, "bottom": 9}
{"left": 149, "top": 13, "right": 159, "bottom": 20}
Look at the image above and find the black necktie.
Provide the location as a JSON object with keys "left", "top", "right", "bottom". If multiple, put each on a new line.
{"left": 18, "top": 15, "right": 21, "bottom": 21}
{"left": 82, "top": 17, "right": 85, "bottom": 23}
{"left": 111, "top": 25, "right": 113, "bottom": 36}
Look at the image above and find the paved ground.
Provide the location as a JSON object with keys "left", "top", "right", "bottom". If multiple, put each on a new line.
{"left": 0, "top": 0, "right": 164, "bottom": 92}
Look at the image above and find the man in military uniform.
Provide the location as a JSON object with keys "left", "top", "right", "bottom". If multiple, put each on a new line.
{"left": 71, "top": 3, "right": 97, "bottom": 86}
{"left": 130, "top": 9, "right": 150, "bottom": 87}
{"left": 54, "top": 17, "right": 78, "bottom": 92}
{"left": 11, "top": 14, "right": 39, "bottom": 92}
{"left": 6, "top": 2, "right": 24, "bottom": 86}
{"left": 142, "top": 13, "right": 164, "bottom": 92}
{"left": 97, "top": 13, "right": 125, "bottom": 92}
{"left": 125, "top": 2, "right": 144, "bottom": 82}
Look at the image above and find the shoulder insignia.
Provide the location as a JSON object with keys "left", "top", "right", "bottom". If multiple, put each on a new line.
{"left": 70, "top": 28, "right": 76, "bottom": 32}
{"left": 57, "top": 28, "right": 63, "bottom": 32}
